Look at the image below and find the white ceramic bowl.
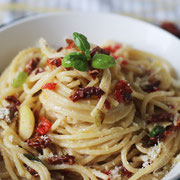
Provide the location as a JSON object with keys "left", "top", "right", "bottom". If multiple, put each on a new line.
{"left": 0, "top": 12, "right": 180, "bottom": 179}
{"left": 0, "top": 12, "right": 180, "bottom": 74}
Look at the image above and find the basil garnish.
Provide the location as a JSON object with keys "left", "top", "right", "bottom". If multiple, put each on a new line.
{"left": 92, "top": 54, "right": 116, "bottom": 69}
{"left": 62, "top": 52, "right": 89, "bottom": 71}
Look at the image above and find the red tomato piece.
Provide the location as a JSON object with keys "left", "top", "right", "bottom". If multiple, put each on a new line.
{"left": 41, "top": 83, "right": 57, "bottom": 90}
{"left": 35, "top": 116, "right": 52, "bottom": 135}
{"left": 122, "top": 60, "right": 128, "bottom": 65}
{"left": 47, "top": 57, "right": 61, "bottom": 69}
{"left": 115, "top": 89, "right": 124, "bottom": 104}
{"left": 114, "top": 80, "right": 132, "bottom": 104}
{"left": 104, "top": 100, "right": 111, "bottom": 110}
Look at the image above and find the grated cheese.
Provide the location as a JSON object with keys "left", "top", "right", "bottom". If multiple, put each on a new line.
{"left": 110, "top": 166, "right": 122, "bottom": 180}
{"left": 8, "top": 135, "right": 13, "bottom": 142}
{"left": 142, "top": 141, "right": 162, "bottom": 168}
{"left": 0, "top": 107, "right": 18, "bottom": 123}
{"left": 0, "top": 108, "right": 12, "bottom": 123}
{"left": 48, "top": 152, "right": 54, "bottom": 158}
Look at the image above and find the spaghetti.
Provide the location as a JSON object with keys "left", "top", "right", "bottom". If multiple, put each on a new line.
{"left": 0, "top": 33, "right": 180, "bottom": 180}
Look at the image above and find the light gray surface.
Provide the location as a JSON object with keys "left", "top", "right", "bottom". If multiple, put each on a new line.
{"left": 0, "top": 0, "right": 180, "bottom": 26}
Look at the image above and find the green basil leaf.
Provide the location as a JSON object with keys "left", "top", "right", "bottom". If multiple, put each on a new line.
{"left": 85, "top": 50, "right": 91, "bottom": 60}
{"left": 73, "top": 59, "right": 89, "bottom": 72}
{"left": 149, "top": 125, "right": 165, "bottom": 138}
{"left": 24, "top": 153, "right": 42, "bottom": 162}
{"left": 92, "top": 54, "right": 116, "bottom": 69}
{"left": 62, "top": 52, "right": 85, "bottom": 67}
{"left": 11, "top": 72, "right": 28, "bottom": 88}
{"left": 62, "top": 52, "right": 89, "bottom": 71}
{"left": 73, "top": 32, "right": 90, "bottom": 52}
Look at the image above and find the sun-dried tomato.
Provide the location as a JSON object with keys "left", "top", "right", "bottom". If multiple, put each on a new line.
{"left": 5, "top": 96, "right": 21, "bottom": 106}
{"left": 65, "top": 39, "right": 75, "bottom": 50}
{"left": 114, "top": 80, "right": 132, "bottom": 104}
{"left": 47, "top": 57, "right": 61, "bottom": 69}
{"left": 121, "top": 166, "right": 132, "bottom": 178}
{"left": 87, "top": 56, "right": 101, "bottom": 80}
{"left": 104, "top": 170, "right": 111, "bottom": 180}
{"left": 90, "top": 46, "right": 110, "bottom": 57}
{"left": 25, "top": 58, "right": 40, "bottom": 75}
{"left": 56, "top": 47, "right": 63, "bottom": 52}
{"left": 114, "top": 43, "right": 122, "bottom": 50}
{"left": 104, "top": 43, "right": 122, "bottom": 54}
{"left": 27, "top": 134, "right": 51, "bottom": 150}
{"left": 32, "top": 89, "right": 42, "bottom": 97}
{"left": 3, "top": 96, "right": 20, "bottom": 124}
{"left": 114, "top": 89, "right": 124, "bottom": 104}
{"left": 26, "top": 166, "right": 39, "bottom": 177}
{"left": 104, "top": 100, "right": 111, "bottom": 110}
{"left": 160, "top": 21, "right": 180, "bottom": 38}
{"left": 149, "top": 112, "right": 174, "bottom": 123}
{"left": 41, "top": 83, "right": 57, "bottom": 90}
{"left": 112, "top": 55, "right": 119, "bottom": 60}
{"left": 48, "top": 155, "right": 75, "bottom": 165}
{"left": 35, "top": 116, "right": 52, "bottom": 135}
{"left": 104, "top": 170, "right": 111, "bottom": 176}
{"left": 141, "top": 80, "right": 160, "bottom": 93}
{"left": 70, "top": 86, "right": 105, "bottom": 102}
{"left": 34, "top": 110, "right": 39, "bottom": 122}
{"left": 35, "top": 67, "right": 44, "bottom": 75}
{"left": 63, "top": 67, "right": 71, "bottom": 71}
{"left": 88, "top": 69, "right": 100, "bottom": 80}
{"left": 122, "top": 60, "right": 128, "bottom": 65}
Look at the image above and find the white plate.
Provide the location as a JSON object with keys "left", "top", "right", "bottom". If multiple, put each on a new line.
{"left": 0, "top": 12, "right": 180, "bottom": 179}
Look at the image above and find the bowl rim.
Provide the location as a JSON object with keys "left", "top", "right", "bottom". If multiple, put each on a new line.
{"left": 0, "top": 11, "right": 179, "bottom": 42}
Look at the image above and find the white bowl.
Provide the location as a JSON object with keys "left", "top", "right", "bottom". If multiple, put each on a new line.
{"left": 0, "top": 12, "right": 180, "bottom": 74}
{"left": 0, "top": 12, "right": 180, "bottom": 179}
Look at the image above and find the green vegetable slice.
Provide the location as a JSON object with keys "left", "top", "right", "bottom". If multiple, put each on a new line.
{"left": 12, "top": 72, "right": 28, "bottom": 88}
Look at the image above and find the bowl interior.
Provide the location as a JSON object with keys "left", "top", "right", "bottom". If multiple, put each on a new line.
{"left": 0, "top": 12, "right": 180, "bottom": 74}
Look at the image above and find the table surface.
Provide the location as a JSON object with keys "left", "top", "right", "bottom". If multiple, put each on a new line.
{"left": 0, "top": 0, "right": 180, "bottom": 27}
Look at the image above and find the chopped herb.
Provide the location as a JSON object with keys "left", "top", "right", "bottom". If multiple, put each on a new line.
{"left": 24, "top": 153, "right": 42, "bottom": 162}
{"left": 149, "top": 125, "right": 165, "bottom": 138}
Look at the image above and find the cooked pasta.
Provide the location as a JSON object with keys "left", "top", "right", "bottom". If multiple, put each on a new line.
{"left": 0, "top": 33, "right": 180, "bottom": 180}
